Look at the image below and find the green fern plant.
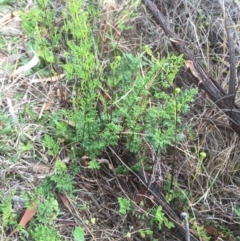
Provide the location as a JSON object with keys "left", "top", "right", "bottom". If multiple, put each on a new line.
{"left": 66, "top": 49, "right": 197, "bottom": 159}
{"left": 150, "top": 206, "right": 175, "bottom": 230}
{"left": 190, "top": 218, "right": 211, "bottom": 241}
{"left": 50, "top": 160, "right": 74, "bottom": 193}
{"left": 21, "top": 0, "right": 197, "bottom": 166}
{"left": 18, "top": 1, "right": 200, "bottom": 240}
{"left": 29, "top": 225, "right": 61, "bottom": 241}
{"left": 118, "top": 197, "right": 132, "bottom": 215}
{"left": 35, "top": 196, "right": 59, "bottom": 226}
{"left": 21, "top": 0, "right": 61, "bottom": 66}
{"left": 42, "top": 134, "right": 59, "bottom": 157}
{"left": 0, "top": 194, "right": 17, "bottom": 227}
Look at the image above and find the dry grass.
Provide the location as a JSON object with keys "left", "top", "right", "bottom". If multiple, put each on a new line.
{"left": 1, "top": 0, "right": 240, "bottom": 240}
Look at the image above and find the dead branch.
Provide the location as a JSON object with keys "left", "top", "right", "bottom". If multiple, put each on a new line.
{"left": 218, "top": 0, "right": 237, "bottom": 110}
{"left": 142, "top": 0, "right": 240, "bottom": 136}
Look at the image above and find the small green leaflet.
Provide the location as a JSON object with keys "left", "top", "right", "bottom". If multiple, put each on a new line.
{"left": 73, "top": 227, "right": 85, "bottom": 241}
